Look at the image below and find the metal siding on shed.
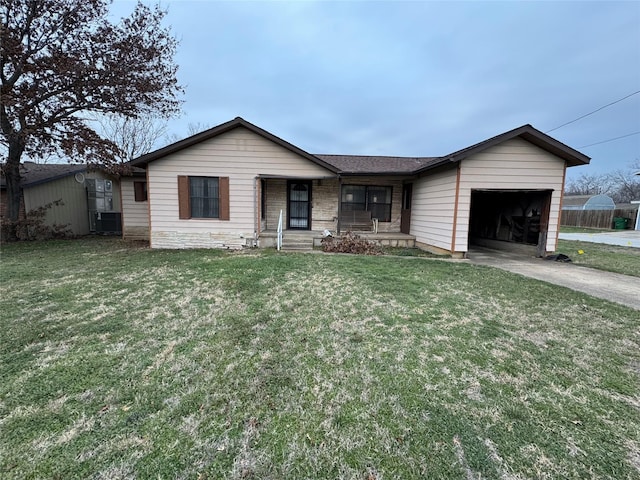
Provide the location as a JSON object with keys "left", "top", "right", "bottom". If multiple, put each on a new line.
{"left": 23, "top": 175, "right": 90, "bottom": 235}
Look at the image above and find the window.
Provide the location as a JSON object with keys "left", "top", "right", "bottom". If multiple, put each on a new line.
{"left": 341, "top": 185, "right": 392, "bottom": 222}
{"left": 87, "top": 178, "right": 114, "bottom": 211}
{"left": 190, "top": 177, "right": 219, "bottom": 218}
{"left": 134, "top": 181, "right": 147, "bottom": 202}
{"left": 177, "top": 176, "right": 229, "bottom": 220}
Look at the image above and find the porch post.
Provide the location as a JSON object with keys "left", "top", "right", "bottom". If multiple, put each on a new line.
{"left": 254, "top": 176, "right": 261, "bottom": 236}
{"left": 337, "top": 175, "right": 342, "bottom": 234}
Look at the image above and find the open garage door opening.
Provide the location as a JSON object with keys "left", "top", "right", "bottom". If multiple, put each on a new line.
{"left": 468, "top": 189, "right": 552, "bottom": 256}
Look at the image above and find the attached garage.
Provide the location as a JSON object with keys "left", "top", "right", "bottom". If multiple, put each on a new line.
{"left": 412, "top": 125, "right": 590, "bottom": 257}
{"left": 468, "top": 189, "right": 552, "bottom": 256}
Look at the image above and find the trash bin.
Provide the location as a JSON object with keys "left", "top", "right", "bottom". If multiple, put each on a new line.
{"left": 613, "top": 217, "right": 629, "bottom": 230}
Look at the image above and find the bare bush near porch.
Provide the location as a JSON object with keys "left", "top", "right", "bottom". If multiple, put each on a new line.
{"left": 321, "top": 231, "right": 384, "bottom": 255}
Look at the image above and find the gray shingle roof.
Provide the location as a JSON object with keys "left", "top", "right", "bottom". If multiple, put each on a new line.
{"left": 0, "top": 162, "right": 86, "bottom": 188}
{"left": 314, "top": 155, "right": 441, "bottom": 175}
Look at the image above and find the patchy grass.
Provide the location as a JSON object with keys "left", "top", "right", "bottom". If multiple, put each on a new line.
{"left": 382, "top": 246, "right": 446, "bottom": 258}
{"left": 1, "top": 237, "right": 639, "bottom": 479}
{"left": 560, "top": 226, "right": 612, "bottom": 234}
{"left": 556, "top": 239, "right": 640, "bottom": 277}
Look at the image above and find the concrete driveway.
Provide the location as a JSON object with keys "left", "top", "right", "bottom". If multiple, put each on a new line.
{"left": 559, "top": 230, "right": 640, "bottom": 247}
{"left": 467, "top": 248, "right": 640, "bottom": 311}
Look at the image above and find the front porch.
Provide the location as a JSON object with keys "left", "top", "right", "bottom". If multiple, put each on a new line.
{"left": 259, "top": 176, "right": 411, "bottom": 236}
{"left": 259, "top": 230, "right": 416, "bottom": 250}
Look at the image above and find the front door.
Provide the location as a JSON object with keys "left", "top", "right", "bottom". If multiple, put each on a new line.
{"left": 287, "top": 180, "right": 312, "bottom": 230}
{"left": 400, "top": 183, "right": 412, "bottom": 234}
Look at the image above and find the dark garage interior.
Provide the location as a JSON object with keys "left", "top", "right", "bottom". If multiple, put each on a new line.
{"left": 468, "top": 189, "right": 552, "bottom": 255}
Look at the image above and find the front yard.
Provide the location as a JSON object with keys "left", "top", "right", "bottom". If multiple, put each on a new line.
{"left": 556, "top": 239, "right": 640, "bottom": 277}
{"left": 1, "top": 238, "right": 638, "bottom": 479}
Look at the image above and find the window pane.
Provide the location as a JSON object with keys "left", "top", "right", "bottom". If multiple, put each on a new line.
{"left": 342, "top": 185, "right": 366, "bottom": 212}
{"left": 367, "top": 187, "right": 391, "bottom": 221}
{"left": 368, "top": 187, "right": 391, "bottom": 204}
{"left": 291, "top": 183, "right": 308, "bottom": 201}
{"left": 370, "top": 203, "right": 391, "bottom": 222}
{"left": 342, "top": 185, "right": 366, "bottom": 204}
{"left": 341, "top": 185, "right": 392, "bottom": 222}
{"left": 190, "top": 177, "right": 219, "bottom": 218}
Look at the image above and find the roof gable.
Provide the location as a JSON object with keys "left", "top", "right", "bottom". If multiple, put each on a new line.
{"left": 130, "top": 117, "right": 338, "bottom": 173}
{"left": 129, "top": 119, "right": 589, "bottom": 176}
{"left": 415, "top": 124, "right": 590, "bottom": 173}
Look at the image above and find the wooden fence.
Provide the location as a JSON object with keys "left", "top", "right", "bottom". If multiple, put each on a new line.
{"left": 561, "top": 208, "right": 638, "bottom": 229}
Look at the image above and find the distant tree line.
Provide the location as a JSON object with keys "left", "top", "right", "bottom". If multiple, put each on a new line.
{"left": 565, "top": 161, "right": 640, "bottom": 204}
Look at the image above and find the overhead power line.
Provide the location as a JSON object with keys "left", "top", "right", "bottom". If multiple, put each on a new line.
{"left": 546, "top": 90, "right": 640, "bottom": 133}
{"left": 578, "top": 131, "right": 640, "bottom": 149}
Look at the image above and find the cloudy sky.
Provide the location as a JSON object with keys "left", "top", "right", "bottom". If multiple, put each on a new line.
{"left": 111, "top": 0, "right": 640, "bottom": 181}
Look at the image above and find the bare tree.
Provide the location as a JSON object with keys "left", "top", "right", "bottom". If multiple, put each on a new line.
{"left": 186, "top": 122, "right": 211, "bottom": 136}
{"left": 565, "top": 161, "right": 640, "bottom": 203}
{"left": 97, "top": 114, "right": 167, "bottom": 162}
{"left": 1, "top": 0, "right": 183, "bottom": 239}
{"left": 605, "top": 160, "right": 640, "bottom": 203}
{"left": 165, "top": 122, "right": 212, "bottom": 145}
{"left": 564, "top": 173, "right": 613, "bottom": 196}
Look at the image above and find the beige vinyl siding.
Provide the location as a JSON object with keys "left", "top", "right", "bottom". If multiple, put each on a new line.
{"left": 121, "top": 177, "right": 149, "bottom": 240}
{"left": 410, "top": 167, "right": 458, "bottom": 251}
{"left": 148, "top": 127, "right": 333, "bottom": 249}
{"left": 23, "top": 175, "right": 90, "bottom": 235}
{"left": 455, "top": 138, "right": 566, "bottom": 252}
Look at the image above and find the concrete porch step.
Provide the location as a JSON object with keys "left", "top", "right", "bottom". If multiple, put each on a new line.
{"left": 280, "top": 235, "right": 315, "bottom": 251}
{"left": 281, "top": 240, "right": 314, "bottom": 251}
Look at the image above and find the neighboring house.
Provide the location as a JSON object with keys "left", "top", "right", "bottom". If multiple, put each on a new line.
{"left": 562, "top": 194, "right": 616, "bottom": 211}
{"left": 0, "top": 162, "right": 122, "bottom": 236}
{"left": 126, "top": 117, "right": 590, "bottom": 257}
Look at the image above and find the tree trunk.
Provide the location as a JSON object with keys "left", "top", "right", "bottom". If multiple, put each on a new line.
{"left": 3, "top": 139, "right": 25, "bottom": 241}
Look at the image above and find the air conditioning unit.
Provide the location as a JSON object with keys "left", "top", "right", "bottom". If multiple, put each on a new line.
{"left": 94, "top": 212, "right": 122, "bottom": 234}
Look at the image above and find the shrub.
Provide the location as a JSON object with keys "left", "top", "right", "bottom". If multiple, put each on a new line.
{"left": 1, "top": 199, "right": 72, "bottom": 242}
{"left": 321, "top": 231, "right": 383, "bottom": 255}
